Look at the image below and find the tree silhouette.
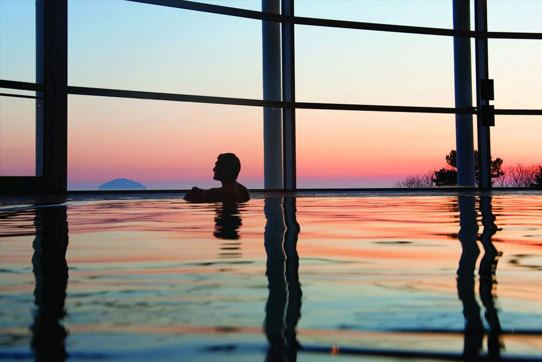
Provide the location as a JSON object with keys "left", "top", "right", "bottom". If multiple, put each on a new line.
{"left": 433, "top": 168, "right": 457, "bottom": 186}
{"left": 535, "top": 166, "right": 542, "bottom": 186}
{"left": 394, "top": 172, "right": 434, "bottom": 188}
{"left": 502, "top": 164, "right": 538, "bottom": 187}
{"left": 433, "top": 150, "right": 504, "bottom": 186}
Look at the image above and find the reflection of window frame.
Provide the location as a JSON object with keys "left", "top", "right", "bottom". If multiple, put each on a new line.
{"left": 0, "top": 0, "right": 540, "bottom": 192}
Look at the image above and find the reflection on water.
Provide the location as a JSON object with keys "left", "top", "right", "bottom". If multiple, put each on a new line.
{"left": 479, "top": 196, "right": 504, "bottom": 361}
{"left": 31, "top": 206, "right": 69, "bottom": 361}
{"left": 457, "top": 196, "right": 503, "bottom": 360}
{"left": 0, "top": 194, "right": 541, "bottom": 360}
{"left": 264, "top": 198, "right": 301, "bottom": 361}
{"left": 214, "top": 203, "right": 243, "bottom": 260}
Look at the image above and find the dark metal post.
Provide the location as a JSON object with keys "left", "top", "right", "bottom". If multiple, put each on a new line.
{"left": 474, "top": 0, "right": 492, "bottom": 188}
{"left": 262, "top": 0, "right": 283, "bottom": 189}
{"left": 282, "top": 0, "right": 296, "bottom": 190}
{"left": 453, "top": 0, "right": 475, "bottom": 186}
{"left": 36, "top": 0, "right": 45, "bottom": 177}
{"left": 36, "top": 0, "right": 68, "bottom": 192}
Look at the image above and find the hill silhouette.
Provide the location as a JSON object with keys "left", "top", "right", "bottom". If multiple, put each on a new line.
{"left": 98, "top": 178, "right": 146, "bottom": 190}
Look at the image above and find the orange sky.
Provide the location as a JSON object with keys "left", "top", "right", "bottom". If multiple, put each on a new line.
{"left": 1, "top": 0, "right": 540, "bottom": 189}
{"left": 1, "top": 93, "right": 540, "bottom": 189}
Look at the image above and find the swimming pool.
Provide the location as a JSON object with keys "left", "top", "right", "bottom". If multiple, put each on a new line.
{"left": 1, "top": 192, "right": 541, "bottom": 361}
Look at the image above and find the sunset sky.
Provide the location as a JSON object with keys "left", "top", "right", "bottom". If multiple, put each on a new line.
{"left": 1, "top": 0, "right": 541, "bottom": 189}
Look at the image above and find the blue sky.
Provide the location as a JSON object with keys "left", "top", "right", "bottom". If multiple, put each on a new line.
{"left": 1, "top": 0, "right": 541, "bottom": 188}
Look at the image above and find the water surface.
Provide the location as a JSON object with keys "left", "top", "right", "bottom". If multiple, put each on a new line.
{"left": 1, "top": 193, "right": 541, "bottom": 360}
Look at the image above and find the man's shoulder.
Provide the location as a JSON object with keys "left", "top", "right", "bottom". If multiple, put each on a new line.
{"left": 203, "top": 187, "right": 225, "bottom": 201}
{"left": 236, "top": 183, "right": 250, "bottom": 202}
{"left": 236, "top": 182, "right": 248, "bottom": 192}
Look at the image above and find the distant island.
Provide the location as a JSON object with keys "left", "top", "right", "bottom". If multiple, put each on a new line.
{"left": 98, "top": 178, "right": 147, "bottom": 190}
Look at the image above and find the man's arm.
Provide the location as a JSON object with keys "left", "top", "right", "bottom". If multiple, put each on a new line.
{"left": 183, "top": 187, "right": 203, "bottom": 201}
{"left": 184, "top": 187, "right": 223, "bottom": 203}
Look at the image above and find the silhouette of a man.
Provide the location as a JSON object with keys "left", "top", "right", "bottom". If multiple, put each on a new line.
{"left": 184, "top": 153, "right": 250, "bottom": 203}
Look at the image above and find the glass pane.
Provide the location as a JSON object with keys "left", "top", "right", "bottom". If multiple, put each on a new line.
{"left": 0, "top": 0, "right": 36, "bottom": 82}
{"left": 296, "top": 26, "right": 454, "bottom": 107}
{"left": 68, "top": 95, "right": 263, "bottom": 190}
{"left": 491, "top": 116, "right": 542, "bottom": 187}
{"left": 488, "top": 0, "right": 542, "bottom": 32}
{"left": 0, "top": 96, "right": 36, "bottom": 176}
{"left": 296, "top": 110, "right": 458, "bottom": 188}
{"left": 295, "top": 0, "right": 454, "bottom": 29}
{"left": 489, "top": 39, "right": 542, "bottom": 109}
{"left": 68, "top": 0, "right": 263, "bottom": 99}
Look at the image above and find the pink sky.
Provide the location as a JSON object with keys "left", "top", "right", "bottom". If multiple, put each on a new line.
{"left": 1, "top": 93, "right": 540, "bottom": 189}
{"left": 1, "top": 94, "right": 541, "bottom": 189}
{"left": 1, "top": 0, "right": 540, "bottom": 189}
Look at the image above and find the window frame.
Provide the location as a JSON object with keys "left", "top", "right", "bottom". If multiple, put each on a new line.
{"left": 1, "top": 0, "right": 541, "bottom": 193}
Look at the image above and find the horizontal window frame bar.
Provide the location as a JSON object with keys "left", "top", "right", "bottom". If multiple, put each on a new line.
{"left": 127, "top": 0, "right": 284, "bottom": 22}
{"left": 296, "top": 102, "right": 472, "bottom": 114}
{"left": 294, "top": 16, "right": 464, "bottom": 38}
{"left": 2, "top": 90, "right": 537, "bottom": 116}
{"left": 0, "top": 177, "right": 49, "bottom": 194}
{"left": 68, "top": 86, "right": 542, "bottom": 116}
{"left": 68, "top": 85, "right": 466, "bottom": 114}
{"left": 128, "top": 0, "right": 542, "bottom": 39}
{"left": 296, "top": 17, "right": 542, "bottom": 40}
{"left": 58, "top": 187, "right": 542, "bottom": 195}
{"left": 67, "top": 85, "right": 284, "bottom": 108}
{"left": 0, "top": 80, "right": 45, "bottom": 92}
{"left": 488, "top": 31, "right": 542, "bottom": 40}
{"left": 495, "top": 109, "right": 542, "bottom": 116}
{"left": 0, "top": 92, "right": 42, "bottom": 100}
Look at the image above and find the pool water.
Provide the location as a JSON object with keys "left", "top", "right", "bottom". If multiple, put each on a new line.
{"left": 1, "top": 192, "right": 541, "bottom": 361}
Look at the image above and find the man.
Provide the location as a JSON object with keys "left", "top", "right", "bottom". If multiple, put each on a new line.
{"left": 184, "top": 153, "right": 250, "bottom": 203}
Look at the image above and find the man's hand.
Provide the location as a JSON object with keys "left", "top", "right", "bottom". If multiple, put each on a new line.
{"left": 184, "top": 186, "right": 204, "bottom": 201}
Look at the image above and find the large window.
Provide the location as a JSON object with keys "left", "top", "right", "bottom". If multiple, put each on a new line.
{"left": 295, "top": 26, "right": 454, "bottom": 107}
{"left": 1, "top": 0, "right": 541, "bottom": 191}
{"left": 0, "top": 0, "right": 41, "bottom": 179}
{"left": 68, "top": 0, "right": 263, "bottom": 98}
{"left": 68, "top": 95, "right": 263, "bottom": 190}
{"left": 295, "top": 0, "right": 455, "bottom": 29}
{"left": 0, "top": 0, "right": 36, "bottom": 83}
{"left": 296, "top": 111, "right": 456, "bottom": 188}
{"left": 0, "top": 95, "right": 36, "bottom": 176}
{"left": 487, "top": 0, "right": 542, "bottom": 32}
{"left": 490, "top": 39, "right": 542, "bottom": 110}
{"left": 492, "top": 115, "right": 542, "bottom": 187}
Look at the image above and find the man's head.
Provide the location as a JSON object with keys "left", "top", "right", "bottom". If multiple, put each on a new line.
{"left": 213, "top": 153, "right": 241, "bottom": 182}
